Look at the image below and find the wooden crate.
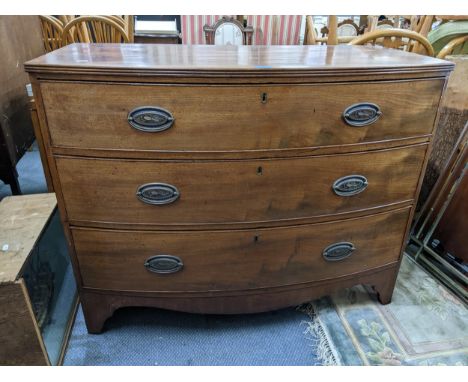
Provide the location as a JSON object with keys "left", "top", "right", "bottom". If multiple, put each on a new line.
{"left": 0, "top": 193, "right": 78, "bottom": 365}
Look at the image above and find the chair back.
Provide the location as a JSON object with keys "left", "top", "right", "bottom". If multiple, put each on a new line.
{"left": 410, "top": 15, "right": 434, "bottom": 37}
{"left": 437, "top": 35, "right": 468, "bottom": 58}
{"left": 349, "top": 29, "right": 435, "bottom": 56}
{"left": 305, "top": 16, "right": 356, "bottom": 45}
{"left": 203, "top": 16, "right": 253, "bottom": 45}
{"left": 377, "top": 19, "right": 395, "bottom": 30}
{"left": 337, "top": 20, "right": 359, "bottom": 37}
{"left": 304, "top": 16, "right": 317, "bottom": 45}
{"left": 103, "top": 15, "right": 134, "bottom": 42}
{"left": 123, "top": 15, "right": 135, "bottom": 43}
{"left": 39, "top": 15, "right": 64, "bottom": 52}
{"left": 104, "top": 15, "right": 126, "bottom": 28}
{"left": 62, "top": 15, "right": 129, "bottom": 45}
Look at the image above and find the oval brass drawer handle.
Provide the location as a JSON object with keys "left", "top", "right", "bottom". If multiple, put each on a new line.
{"left": 323, "top": 242, "right": 355, "bottom": 262}
{"left": 128, "top": 106, "right": 174, "bottom": 132}
{"left": 144, "top": 255, "right": 184, "bottom": 274}
{"left": 343, "top": 103, "right": 382, "bottom": 127}
{"left": 332, "top": 175, "right": 368, "bottom": 196}
{"left": 136, "top": 183, "right": 180, "bottom": 205}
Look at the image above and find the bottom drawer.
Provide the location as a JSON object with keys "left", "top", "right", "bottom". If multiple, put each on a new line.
{"left": 73, "top": 207, "right": 411, "bottom": 292}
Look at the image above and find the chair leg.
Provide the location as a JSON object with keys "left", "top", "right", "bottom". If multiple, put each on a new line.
{"left": 9, "top": 173, "right": 22, "bottom": 195}
{"left": 1, "top": 167, "right": 22, "bottom": 195}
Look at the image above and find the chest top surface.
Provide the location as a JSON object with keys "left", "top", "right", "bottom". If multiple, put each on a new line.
{"left": 25, "top": 43, "right": 453, "bottom": 78}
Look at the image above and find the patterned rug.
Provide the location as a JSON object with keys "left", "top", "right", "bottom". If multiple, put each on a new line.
{"left": 300, "top": 255, "right": 468, "bottom": 366}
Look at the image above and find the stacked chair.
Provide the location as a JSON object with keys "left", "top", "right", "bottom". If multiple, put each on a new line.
{"left": 38, "top": 15, "right": 133, "bottom": 52}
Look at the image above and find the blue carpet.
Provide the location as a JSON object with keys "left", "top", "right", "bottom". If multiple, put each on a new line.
{"left": 63, "top": 306, "right": 320, "bottom": 366}
{"left": 0, "top": 142, "right": 47, "bottom": 199}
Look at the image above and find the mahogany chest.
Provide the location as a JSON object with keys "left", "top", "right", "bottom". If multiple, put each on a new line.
{"left": 25, "top": 44, "right": 453, "bottom": 333}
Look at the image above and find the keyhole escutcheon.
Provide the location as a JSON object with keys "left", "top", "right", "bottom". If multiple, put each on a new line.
{"left": 261, "top": 92, "right": 268, "bottom": 104}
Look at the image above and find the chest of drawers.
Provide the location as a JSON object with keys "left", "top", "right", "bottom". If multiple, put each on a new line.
{"left": 25, "top": 44, "right": 453, "bottom": 333}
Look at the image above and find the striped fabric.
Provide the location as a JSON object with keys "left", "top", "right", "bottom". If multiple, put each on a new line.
{"left": 247, "top": 15, "right": 302, "bottom": 45}
{"left": 181, "top": 15, "right": 224, "bottom": 44}
{"left": 181, "top": 15, "right": 302, "bottom": 45}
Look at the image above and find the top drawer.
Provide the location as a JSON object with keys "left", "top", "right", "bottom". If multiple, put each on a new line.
{"left": 40, "top": 79, "right": 444, "bottom": 156}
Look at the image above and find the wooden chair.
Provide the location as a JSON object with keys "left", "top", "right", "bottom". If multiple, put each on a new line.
{"left": 92, "top": 15, "right": 135, "bottom": 43}
{"left": 203, "top": 16, "right": 253, "bottom": 45}
{"left": 437, "top": 35, "right": 468, "bottom": 58}
{"left": 376, "top": 19, "right": 395, "bottom": 30}
{"left": 337, "top": 19, "right": 359, "bottom": 37}
{"left": 105, "top": 15, "right": 126, "bottom": 28}
{"left": 410, "top": 15, "right": 435, "bottom": 37}
{"left": 320, "top": 19, "right": 358, "bottom": 43}
{"left": 325, "top": 15, "right": 338, "bottom": 45}
{"left": 364, "top": 16, "right": 378, "bottom": 33}
{"left": 304, "top": 16, "right": 354, "bottom": 45}
{"left": 102, "top": 15, "right": 134, "bottom": 42}
{"left": 123, "top": 15, "right": 135, "bottom": 43}
{"left": 58, "top": 15, "right": 75, "bottom": 25}
{"left": 304, "top": 16, "right": 317, "bottom": 45}
{"left": 349, "top": 29, "right": 435, "bottom": 56}
{"left": 363, "top": 16, "right": 401, "bottom": 34}
{"left": 39, "top": 16, "right": 63, "bottom": 52}
{"left": 61, "top": 15, "right": 129, "bottom": 46}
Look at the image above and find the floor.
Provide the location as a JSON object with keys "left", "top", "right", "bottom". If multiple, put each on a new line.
{"left": 0, "top": 142, "right": 47, "bottom": 199}
{"left": 64, "top": 306, "right": 320, "bottom": 366}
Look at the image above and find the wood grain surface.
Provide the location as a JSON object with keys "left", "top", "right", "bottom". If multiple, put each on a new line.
{"left": 80, "top": 264, "right": 399, "bottom": 333}
{"left": 25, "top": 43, "right": 453, "bottom": 78}
{"left": 73, "top": 207, "right": 410, "bottom": 292}
{"left": 0, "top": 194, "right": 56, "bottom": 284}
{"left": 0, "top": 281, "right": 48, "bottom": 365}
{"left": 41, "top": 79, "right": 443, "bottom": 155}
{"left": 55, "top": 144, "right": 426, "bottom": 227}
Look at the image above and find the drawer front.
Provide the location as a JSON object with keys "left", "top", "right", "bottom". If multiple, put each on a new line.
{"left": 56, "top": 144, "right": 426, "bottom": 227}
{"left": 42, "top": 80, "right": 443, "bottom": 154}
{"left": 73, "top": 207, "right": 410, "bottom": 292}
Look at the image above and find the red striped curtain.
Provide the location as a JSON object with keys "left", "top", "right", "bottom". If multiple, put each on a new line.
{"left": 247, "top": 15, "right": 302, "bottom": 45}
{"left": 181, "top": 15, "right": 302, "bottom": 45}
{"left": 181, "top": 15, "right": 224, "bottom": 44}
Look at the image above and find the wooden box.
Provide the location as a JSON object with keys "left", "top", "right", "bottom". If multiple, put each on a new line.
{"left": 0, "top": 194, "right": 78, "bottom": 365}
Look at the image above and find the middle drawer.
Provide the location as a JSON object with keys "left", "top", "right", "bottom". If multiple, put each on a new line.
{"left": 56, "top": 144, "right": 426, "bottom": 228}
